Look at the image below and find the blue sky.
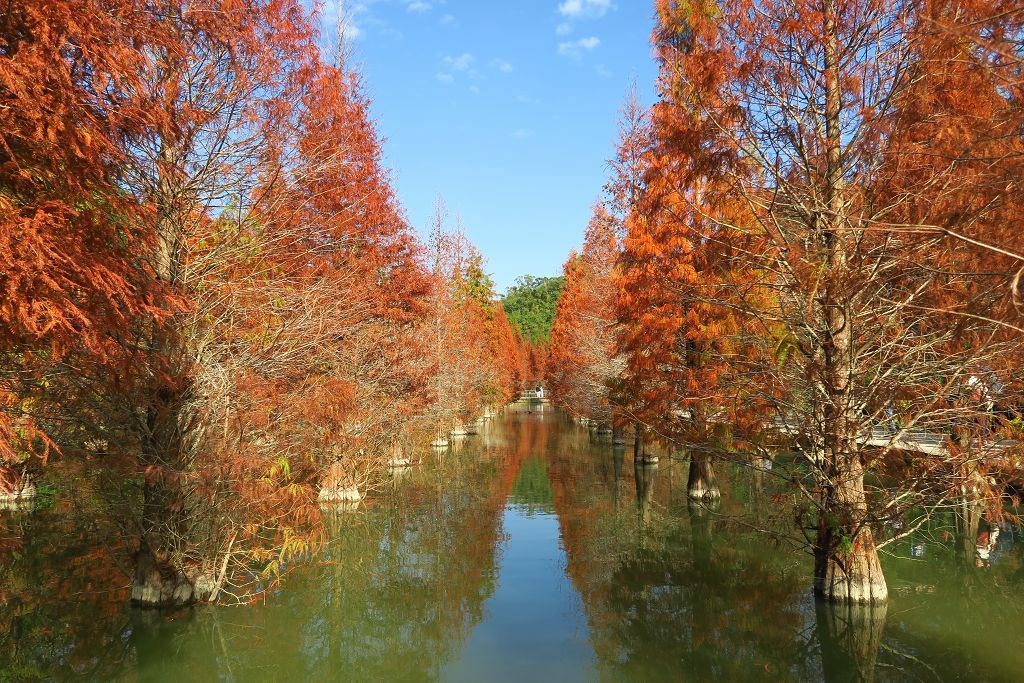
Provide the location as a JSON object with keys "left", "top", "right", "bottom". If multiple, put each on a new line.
{"left": 317, "top": 1, "right": 658, "bottom": 293}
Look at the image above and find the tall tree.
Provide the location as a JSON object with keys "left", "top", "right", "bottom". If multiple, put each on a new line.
{"left": 549, "top": 203, "right": 623, "bottom": 429}
{"left": 0, "top": 0, "right": 166, "bottom": 498}
{"left": 632, "top": 0, "right": 1023, "bottom": 604}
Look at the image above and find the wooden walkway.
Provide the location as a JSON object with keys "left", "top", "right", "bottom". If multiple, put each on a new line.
{"left": 775, "top": 418, "right": 1019, "bottom": 462}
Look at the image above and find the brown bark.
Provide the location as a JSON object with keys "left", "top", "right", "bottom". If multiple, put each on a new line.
{"left": 687, "top": 450, "right": 720, "bottom": 500}
{"left": 318, "top": 460, "right": 362, "bottom": 503}
{"left": 810, "top": 0, "right": 887, "bottom": 606}
{"left": 955, "top": 492, "right": 985, "bottom": 567}
{"left": 132, "top": 478, "right": 214, "bottom": 608}
{"left": 131, "top": 370, "right": 205, "bottom": 607}
{"left": 612, "top": 422, "right": 628, "bottom": 446}
{"left": 813, "top": 455, "right": 888, "bottom": 603}
{"left": 132, "top": 541, "right": 214, "bottom": 608}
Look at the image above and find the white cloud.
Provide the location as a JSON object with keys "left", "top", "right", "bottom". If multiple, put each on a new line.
{"left": 557, "top": 36, "right": 600, "bottom": 57}
{"left": 555, "top": 22, "right": 573, "bottom": 36}
{"left": 436, "top": 72, "right": 454, "bottom": 83}
{"left": 407, "top": 1, "right": 431, "bottom": 13}
{"left": 491, "top": 59, "right": 514, "bottom": 73}
{"left": 558, "top": 0, "right": 612, "bottom": 19}
{"left": 342, "top": 19, "right": 363, "bottom": 40}
{"left": 440, "top": 14, "right": 456, "bottom": 25}
{"left": 512, "top": 128, "right": 535, "bottom": 139}
{"left": 443, "top": 53, "right": 475, "bottom": 71}
{"left": 319, "top": 1, "right": 365, "bottom": 42}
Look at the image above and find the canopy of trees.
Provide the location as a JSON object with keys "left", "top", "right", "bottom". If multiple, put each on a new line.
{"left": 502, "top": 275, "right": 565, "bottom": 345}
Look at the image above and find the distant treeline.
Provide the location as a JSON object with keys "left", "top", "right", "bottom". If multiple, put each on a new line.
{"left": 502, "top": 276, "right": 565, "bottom": 344}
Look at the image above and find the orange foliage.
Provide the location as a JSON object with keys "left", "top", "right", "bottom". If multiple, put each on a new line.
{"left": 0, "top": 0, "right": 526, "bottom": 604}
{"left": 0, "top": 0, "right": 170, "bottom": 467}
{"left": 548, "top": 203, "right": 622, "bottom": 426}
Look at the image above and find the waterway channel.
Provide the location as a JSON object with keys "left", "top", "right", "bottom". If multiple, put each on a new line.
{"left": 2, "top": 402, "right": 1024, "bottom": 680}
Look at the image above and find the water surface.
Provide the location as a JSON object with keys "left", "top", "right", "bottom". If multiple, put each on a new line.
{"left": 2, "top": 402, "right": 1024, "bottom": 680}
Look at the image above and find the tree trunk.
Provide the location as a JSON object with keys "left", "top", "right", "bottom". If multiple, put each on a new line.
{"left": 131, "top": 374, "right": 206, "bottom": 608}
{"left": 132, "top": 542, "right": 214, "bottom": 608}
{"left": 0, "top": 466, "right": 36, "bottom": 510}
{"left": 612, "top": 422, "right": 628, "bottom": 446}
{"left": 955, "top": 488, "right": 985, "bottom": 567}
{"left": 687, "top": 450, "right": 720, "bottom": 500}
{"left": 810, "top": 0, "right": 886, "bottom": 606}
{"left": 813, "top": 455, "right": 888, "bottom": 603}
{"left": 318, "top": 460, "right": 362, "bottom": 503}
{"left": 132, "top": 479, "right": 215, "bottom": 608}
{"left": 130, "top": 96, "right": 203, "bottom": 608}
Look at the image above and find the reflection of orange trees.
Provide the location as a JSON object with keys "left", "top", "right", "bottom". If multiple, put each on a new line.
{"left": 0, "top": 461, "right": 135, "bottom": 679}
{"left": 548, "top": 445, "right": 812, "bottom": 679}
{"left": 318, "top": 467, "right": 507, "bottom": 679}
{"left": 492, "top": 411, "right": 549, "bottom": 501}
{"left": 310, "top": 415, "right": 537, "bottom": 676}
{"left": 0, "top": 424, "right": 535, "bottom": 678}
{"left": 119, "top": 421, "right": 534, "bottom": 679}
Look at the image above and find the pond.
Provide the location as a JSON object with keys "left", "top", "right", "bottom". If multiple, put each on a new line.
{"left": 2, "top": 402, "right": 1023, "bottom": 680}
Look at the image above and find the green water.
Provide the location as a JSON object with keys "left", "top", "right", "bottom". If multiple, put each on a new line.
{"left": 2, "top": 403, "right": 1024, "bottom": 681}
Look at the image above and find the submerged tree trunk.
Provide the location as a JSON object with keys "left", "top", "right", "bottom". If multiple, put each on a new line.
{"left": 318, "top": 460, "right": 362, "bottom": 504}
{"left": 813, "top": 454, "right": 887, "bottom": 604}
{"left": 0, "top": 466, "right": 36, "bottom": 510}
{"left": 132, "top": 540, "right": 214, "bottom": 607}
{"left": 132, "top": 479, "right": 216, "bottom": 608}
{"left": 612, "top": 421, "right": 628, "bottom": 446}
{"left": 632, "top": 421, "right": 644, "bottom": 458}
{"left": 130, "top": 383, "right": 216, "bottom": 608}
{"left": 131, "top": 375, "right": 215, "bottom": 608}
{"left": 955, "top": 486, "right": 985, "bottom": 568}
{"left": 687, "top": 450, "right": 720, "bottom": 500}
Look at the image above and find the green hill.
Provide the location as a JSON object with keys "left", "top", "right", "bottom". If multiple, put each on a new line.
{"left": 501, "top": 275, "right": 565, "bottom": 344}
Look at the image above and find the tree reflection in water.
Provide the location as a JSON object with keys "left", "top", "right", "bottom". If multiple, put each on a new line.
{"left": 548, "top": 425, "right": 816, "bottom": 681}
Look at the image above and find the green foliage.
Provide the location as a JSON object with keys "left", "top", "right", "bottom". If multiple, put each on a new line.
{"left": 508, "top": 457, "right": 554, "bottom": 513}
{"left": 501, "top": 275, "right": 565, "bottom": 344}
{"left": 31, "top": 482, "right": 57, "bottom": 513}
